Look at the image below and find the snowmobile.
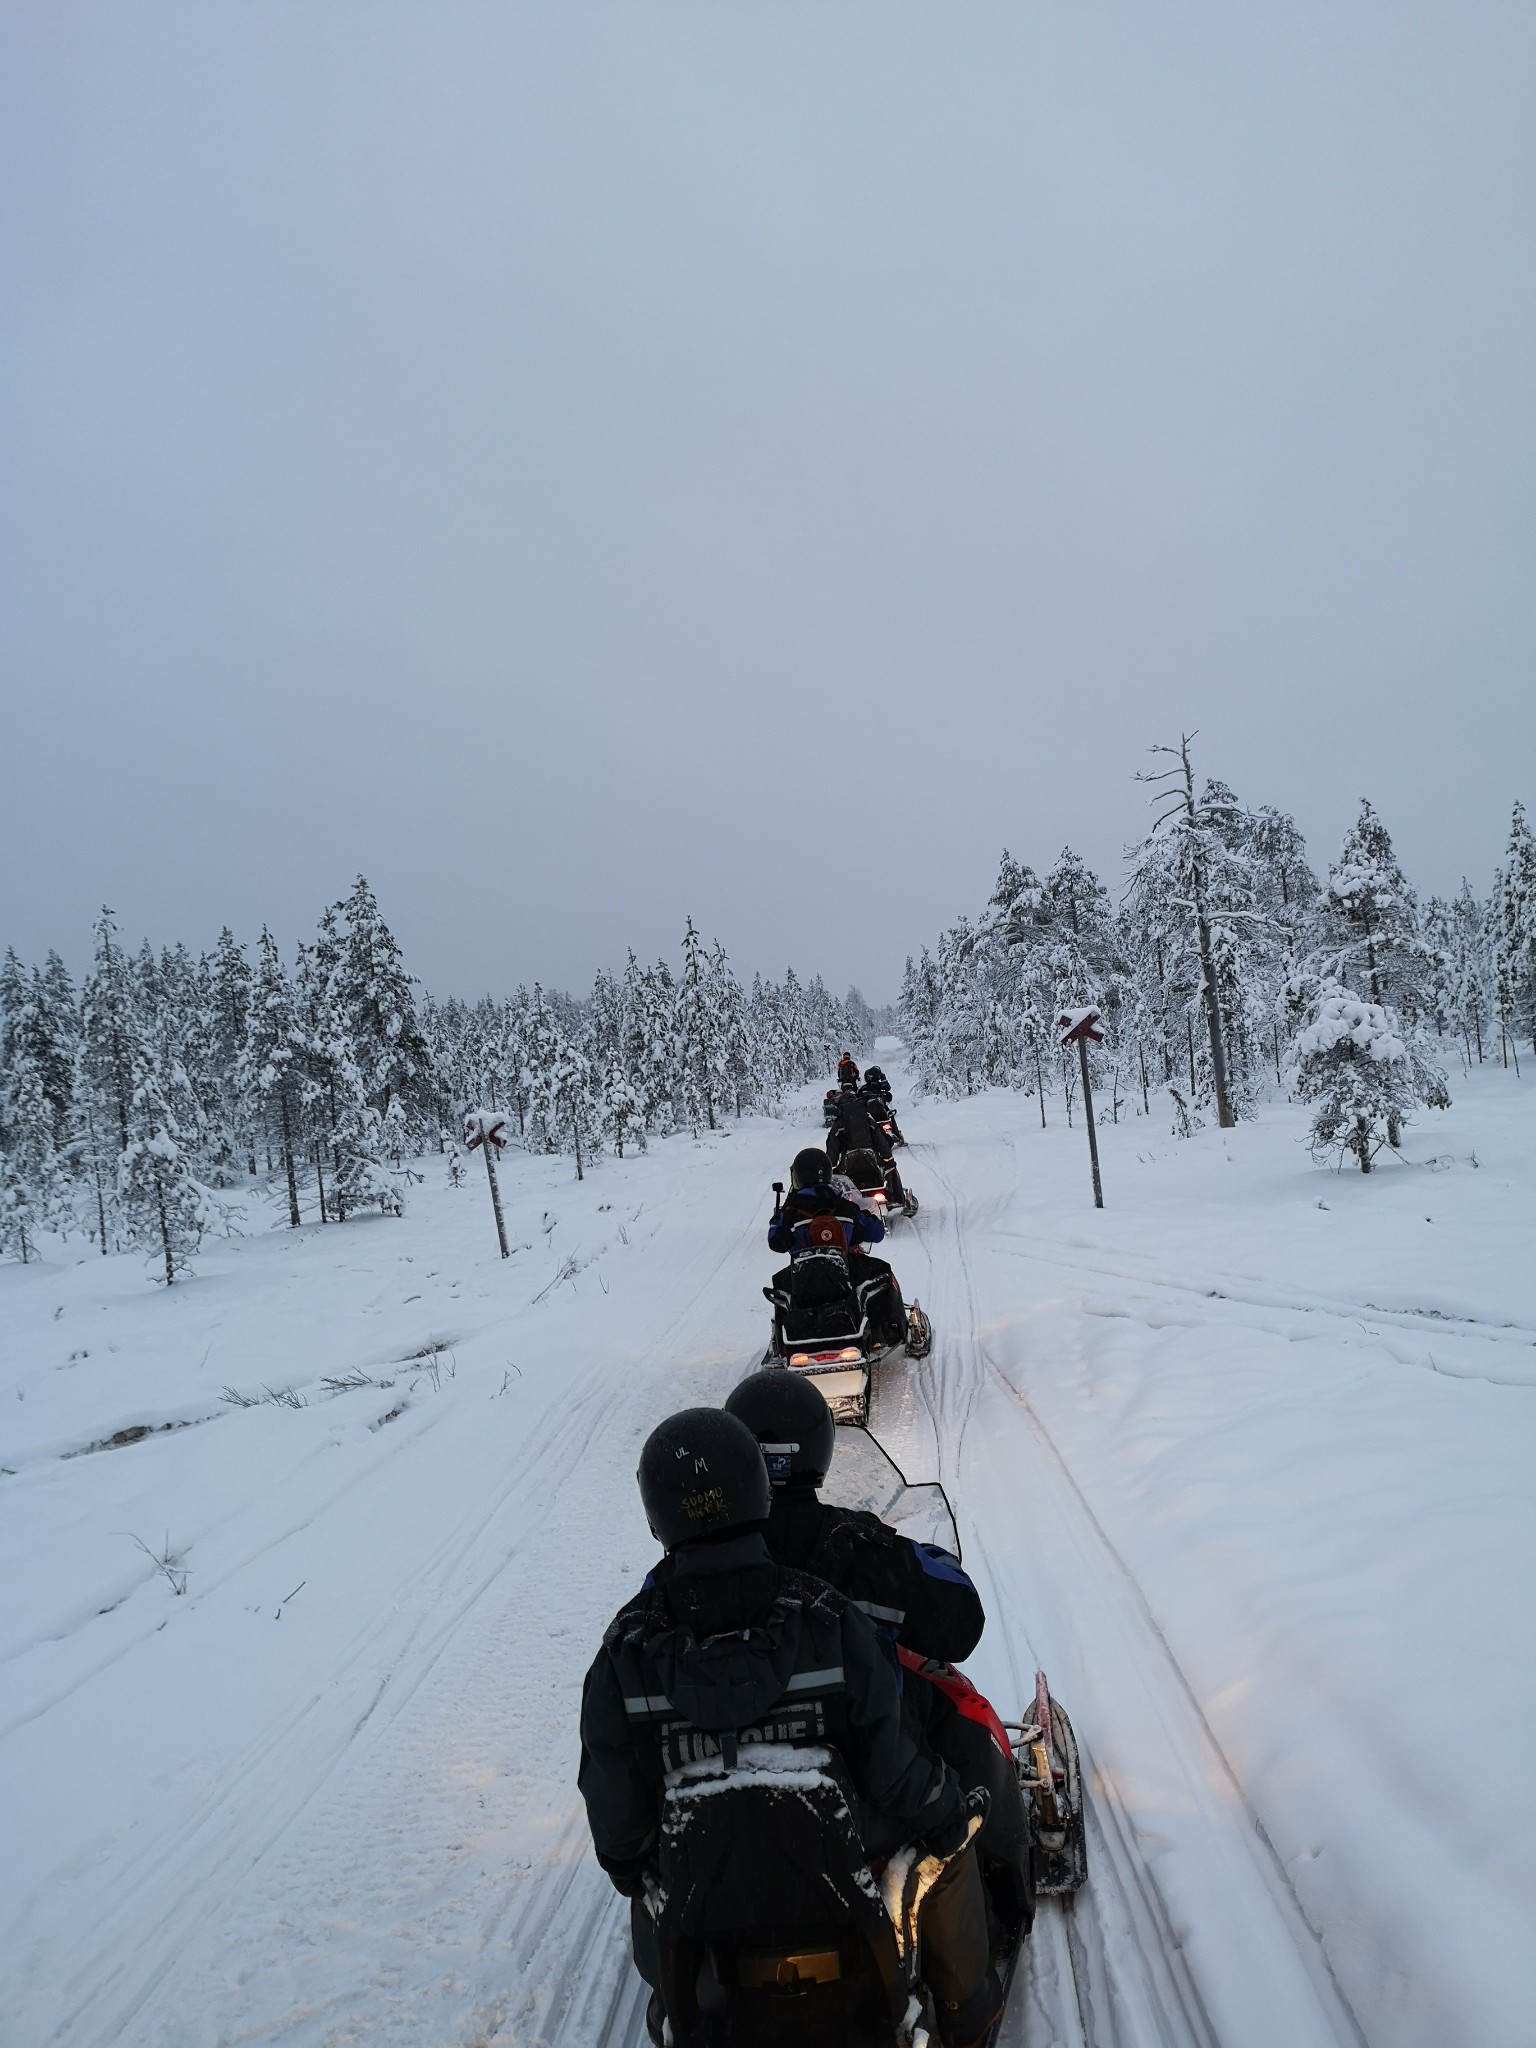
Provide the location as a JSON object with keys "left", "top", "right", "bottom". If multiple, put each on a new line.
{"left": 763, "top": 1231, "right": 931, "bottom": 1426}
{"left": 842, "top": 1145, "right": 918, "bottom": 1223}
{"left": 822, "top": 1424, "right": 1088, "bottom": 1912}
{"left": 643, "top": 1424, "right": 1086, "bottom": 2045}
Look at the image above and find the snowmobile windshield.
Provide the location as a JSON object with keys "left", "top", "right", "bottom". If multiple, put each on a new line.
{"left": 821, "top": 1425, "right": 961, "bottom": 1561}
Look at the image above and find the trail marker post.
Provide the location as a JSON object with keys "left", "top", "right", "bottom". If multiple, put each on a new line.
{"left": 464, "top": 1109, "right": 511, "bottom": 1258}
{"left": 1059, "top": 1011, "right": 1105, "bottom": 1209}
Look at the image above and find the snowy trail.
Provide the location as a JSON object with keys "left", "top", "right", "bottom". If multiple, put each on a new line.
{"left": 11, "top": 1138, "right": 783, "bottom": 2048}
{"left": 870, "top": 1133, "right": 1366, "bottom": 2048}
{"left": 8, "top": 1075, "right": 1534, "bottom": 2046}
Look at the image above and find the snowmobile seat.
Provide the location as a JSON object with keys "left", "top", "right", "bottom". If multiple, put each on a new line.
{"left": 842, "top": 1147, "right": 885, "bottom": 1193}
{"left": 652, "top": 1750, "right": 909, "bottom": 2048}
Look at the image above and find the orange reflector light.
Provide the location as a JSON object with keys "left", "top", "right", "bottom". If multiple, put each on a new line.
{"left": 838, "top": 1347, "right": 861, "bottom": 1360}
{"left": 789, "top": 1352, "right": 811, "bottom": 1366}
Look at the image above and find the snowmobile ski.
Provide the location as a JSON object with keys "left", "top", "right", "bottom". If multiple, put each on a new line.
{"left": 904, "top": 1299, "right": 933, "bottom": 1359}
{"left": 1007, "top": 1672, "right": 1088, "bottom": 1896}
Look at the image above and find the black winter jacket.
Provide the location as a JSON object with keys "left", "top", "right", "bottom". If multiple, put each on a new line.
{"left": 577, "top": 1529, "right": 961, "bottom": 1888}
{"left": 764, "top": 1487, "right": 985, "bottom": 1664}
{"left": 826, "top": 1093, "right": 888, "bottom": 1166}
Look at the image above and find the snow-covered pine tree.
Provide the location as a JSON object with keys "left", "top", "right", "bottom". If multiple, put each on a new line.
{"left": 931, "top": 917, "right": 984, "bottom": 1095}
{"left": 621, "top": 952, "right": 677, "bottom": 1135}
{"left": 0, "top": 949, "right": 30, "bottom": 1084}
{"left": 79, "top": 908, "right": 139, "bottom": 1158}
{"left": 602, "top": 1052, "right": 645, "bottom": 1157}
{"left": 117, "top": 1028, "right": 212, "bottom": 1283}
{"left": 552, "top": 1033, "right": 599, "bottom": 1178}
{"left": 1127, "top": 742, "right": 1254, "bottom": 1129}
{"left": 1322, "top": 800, "right": 1447, "bottom": 1135}
{"left": 1446, "top": 881, "right": 1493, "bottom": 1064}
{"left": 706, "top": 940, "right": 751, "bottom": 1117}
{"left": 674, "top": 917, "right": 719, "bottom": 1134}
{"left": 305, "top": 905, "right": 403, "bottom": 1219}
{"left": 335, "top": 877, "right": 432, "bottom": 1145}
{"left": 237, "top": 928, "right": 310, "bottom": 1227}
{"left": 156, "top": 942, "right": 227, "bottom": 1184}
{"left": 521, "top": 983, "right": 565, "bottom": 1154}
{"left": 1493, "top": 801, "right": 1536, "bottom": 1059}
{"left": 1323, "top": 800, "right": 1426, "bottom": 1016}
{"left": 899, "top": 950, "right": 942, "bottom": 1096}
{"left": 0, "top": 1024, "right": 69, "bottom": 1262}
{"left": 208, "top": 927, "right": 256, "bottom": 1176}
{"left": 32, "top": 952, "right": 81, "bottom": 1143}
{"left": 327, "top": 1042, "right": 404, "bottom": 1218}
{"left": 1287, "top": 984, "right": 1421, "bottom": 1174}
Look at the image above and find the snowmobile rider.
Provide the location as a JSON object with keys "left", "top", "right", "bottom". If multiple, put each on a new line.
{"left": 837, "top": 1050, "right": 861, "bottom": 1089}
{"left": 577, "top": 1407, "right": 1003, "bottom": 2048}
{"left": 861, "top": 1065, "right": 906, "bottom": 1143}
{"left": 827, "top": 1080, "right": 896, "bottom": 1175}
{"left": 768, "top": 1145, "right": 908, "bottom": 1344}
{"left": 725, "top": 1370, "right": 1035, "bottom": 1933}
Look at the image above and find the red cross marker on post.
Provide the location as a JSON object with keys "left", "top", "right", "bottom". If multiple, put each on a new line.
{"left": 1058, "top": 1010, "right": 1106, "bottom": 1209}
{"left": 464, "top": 1109, "right": 511, "bottom": 1258}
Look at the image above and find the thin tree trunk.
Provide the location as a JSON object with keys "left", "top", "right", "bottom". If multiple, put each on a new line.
{"left": 314, "top": 1142, "right": 328, "bottom": 1223}
{"left": 1034, "top": 1044, "right": 1047, "bottom": 1126}
{"left": 88, "top": 1108, "right": 109, "bottom": 1252}
{"left": 279, "top": 1091, "right": 301, "bottom": 1228}
{"left": 571, "top": 1098, "right": 584, "bottom": 1181}
{"left": 1139, "top": 1044, "right": 1150, "bottom": 1116}
{"left": 1187, "top": 1018, "right": 1197, "bottom": 1096}
{"left": 1173, "top": 739, "right": 1236, "bottom": 1126}
{"left": 155, "top": 1167, "right": 175, "bottom": 1285}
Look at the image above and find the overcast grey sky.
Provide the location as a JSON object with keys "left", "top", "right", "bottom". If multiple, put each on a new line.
{"left": 3, "top": 2, "right": 1533, "bottom": 1001}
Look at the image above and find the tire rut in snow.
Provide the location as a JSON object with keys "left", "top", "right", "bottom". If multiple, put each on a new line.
{"left": 46, "top": 1179, "right": 771, "bottom": 2048}
{"left": 896, "top": 1142, "right": 1367, "bottom": 2048}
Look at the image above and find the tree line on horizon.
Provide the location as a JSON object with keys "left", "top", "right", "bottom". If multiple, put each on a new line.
{"left": 0, "top": 880, "right": 865, "bottom": 1281}
{"left": 900, "top": 736, "right": 1536, "bottom": 1172}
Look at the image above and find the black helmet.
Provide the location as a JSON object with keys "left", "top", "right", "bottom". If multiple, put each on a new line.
{"left": 791, "top": 1146, "right": 830, "bottom": 1189}
{"left": 865, "top": 1066, "right": 886, "bottom": 1085}
{"left": 637, "top": 1408, "right": 771, "bottom": 1550}
{"left": 725, "top": 1371, "right": 835, "bottom": 1488}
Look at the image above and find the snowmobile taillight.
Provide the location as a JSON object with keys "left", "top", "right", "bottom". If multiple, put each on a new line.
{"left": 738, "top": 1949, "right": 841, "bottom": 1990}
{"left": 788, "top": 1351, "right": 811, "bottom": 1366}
{"left": 869, "top": 1191, "right": 887, "bottom": 1204}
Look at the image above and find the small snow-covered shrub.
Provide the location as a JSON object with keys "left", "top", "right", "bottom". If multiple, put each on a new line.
{"left": 1287, "top": 983, "right": 1423, "bottom": 1172}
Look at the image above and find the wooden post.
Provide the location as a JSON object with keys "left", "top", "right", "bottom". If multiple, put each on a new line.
{"left": 1077, "top": 1037, "right": 1104, "bottom": 1209}
{"left": 466, "top": 1112, "right": 512, "bottom": 1256}
{"left": 1060, "top": 1011, "right": 1106, "bottom": 1209}
{"left": 482, "top": 1136, "right": 510, "bottom": 1256}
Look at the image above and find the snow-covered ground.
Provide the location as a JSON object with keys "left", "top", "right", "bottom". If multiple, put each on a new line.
{"left": 3, "top": 1065, "right": 1534, "bottom": 2047}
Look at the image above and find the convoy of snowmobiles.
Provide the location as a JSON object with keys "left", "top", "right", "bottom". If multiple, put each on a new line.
{"left": 577, "top": 1052, "right": 1087, "bottom": 2048}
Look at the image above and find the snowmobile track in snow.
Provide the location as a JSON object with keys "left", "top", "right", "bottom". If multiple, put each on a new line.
{"left": 887, "top": 1140, "right": 1370, "bottom": 2048}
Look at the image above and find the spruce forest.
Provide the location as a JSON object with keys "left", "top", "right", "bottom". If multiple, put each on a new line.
{"left": 3, "top": 744, "right": 1534, "bottom": 1283}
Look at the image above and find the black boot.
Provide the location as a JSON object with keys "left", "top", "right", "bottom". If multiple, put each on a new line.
{"left": 939, "top": 1964, "right": 1005, "bottom": 2047}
